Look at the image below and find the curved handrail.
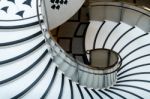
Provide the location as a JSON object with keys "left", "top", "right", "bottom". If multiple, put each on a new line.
{"left": 86, "top": 48, "right": 121, "bottom": 69}
{"left": 89, "top": 2, "right": 150, "bottom": 17}
{"left": 50, "top": 40, "right": 121, "bottom": 75}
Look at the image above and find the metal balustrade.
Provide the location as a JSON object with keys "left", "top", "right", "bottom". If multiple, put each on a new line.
{"left": 0, "top": 0, "right": 150, "bottom": 98}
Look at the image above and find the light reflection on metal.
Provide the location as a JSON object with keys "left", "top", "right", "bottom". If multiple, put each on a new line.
{"left": 143, "top": 6, "right": 150, "bottom": 11}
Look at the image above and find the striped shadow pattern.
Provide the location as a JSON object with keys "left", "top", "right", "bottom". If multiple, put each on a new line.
{"left": 0, "top": 0, "right": 150, "bottom": 99}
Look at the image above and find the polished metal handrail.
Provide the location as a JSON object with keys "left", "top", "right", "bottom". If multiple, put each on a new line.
{"left": 89, "top": 2, "right": 150, "bottom": 17}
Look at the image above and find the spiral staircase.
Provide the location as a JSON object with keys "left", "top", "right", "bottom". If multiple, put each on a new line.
{"left": 0, "top": 0, "right": 150, "bottom": 99}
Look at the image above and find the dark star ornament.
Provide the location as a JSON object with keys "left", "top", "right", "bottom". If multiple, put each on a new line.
{"left": 1, "top": 6, "right": 9, "bottom": 13}
{"left": 16, "top": 10, "right": 25, "bottom": 18}
{"left": 23, "top": 0, "right": 32, "bottom": 7}
{"left": 7, "top": 0, "right": 15, "bottom": 4}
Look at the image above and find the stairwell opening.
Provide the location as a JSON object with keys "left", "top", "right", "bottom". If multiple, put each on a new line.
{"left": 49, "top": 1, "right": 123, "bottom": 89}
{"left": 86, "top": 49, "right": 120, "bottom": 70}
